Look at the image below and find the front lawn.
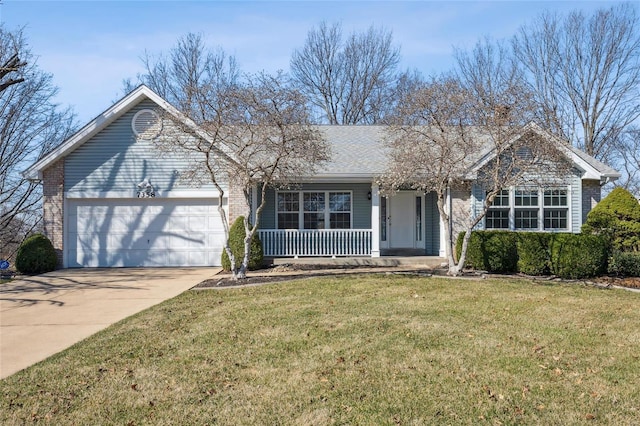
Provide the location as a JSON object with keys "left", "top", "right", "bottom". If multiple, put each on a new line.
{"left": 2, "top": 275, "right": 639, "bottom": 424}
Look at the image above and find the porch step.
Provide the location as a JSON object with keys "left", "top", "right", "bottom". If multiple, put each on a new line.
{"left": 269, "top": 256, "right": 446, "bottom": 269}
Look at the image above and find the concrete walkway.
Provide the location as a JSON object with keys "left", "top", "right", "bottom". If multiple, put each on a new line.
{"left": 0, "top": 267, "right": 216, "bottom": 379}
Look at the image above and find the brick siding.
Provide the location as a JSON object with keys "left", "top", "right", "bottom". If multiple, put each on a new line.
{"left": 42, "top": 160, "right": 64, "bottom": 267}
{"left": 227, "top": 180, "right": 250, "bottom": 225}
{"left": 450, "top": 183, "right": 471, "bottom": 241}
{"left": 582, "top": 180, "right": 601, "bottom": 224}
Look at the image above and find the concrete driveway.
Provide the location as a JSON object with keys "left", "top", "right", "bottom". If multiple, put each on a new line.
{"left": 0, "top": 267, "right": 216, "bottom": 379}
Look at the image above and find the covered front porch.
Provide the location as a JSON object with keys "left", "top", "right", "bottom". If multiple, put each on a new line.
{"left": 256, "top": 183, "right": 445, "bottom": 259}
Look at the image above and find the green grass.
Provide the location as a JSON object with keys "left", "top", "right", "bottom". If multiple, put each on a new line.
{"left": 2, "top": 275, "right": 640, "bottom": 424}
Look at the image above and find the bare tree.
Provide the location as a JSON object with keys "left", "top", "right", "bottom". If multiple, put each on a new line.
{"left": 125, "top": 32, "right": 240, "bottom": 124}
{"left": 0, "top": 53, "right": 26, "bottom": 93}
{"left": 153, "top": 70, "right": 330, "bottom": 279}
{"left": 0, "top": 26, "right": 76, "bottom": 261}
{"left": 614, "top": 126, "right": 640, "bottom": 196}
{"left": 513, "top": 4, "right": 640, "bottom": 163}
{"left": 290, "top": 21, "right": 401, "bottom": 124}
{"left": 383, "top": 43, "right": 569, "bottom": 275}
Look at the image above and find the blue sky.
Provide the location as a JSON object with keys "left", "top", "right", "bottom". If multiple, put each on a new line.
{"left": 2, "top": 0, "right": 622, "bottom": 123}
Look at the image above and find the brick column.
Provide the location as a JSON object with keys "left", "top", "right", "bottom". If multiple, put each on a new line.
{"left": 227, "top": 180, "right": 250, "bottom": 225}
{"left": 42, "top": 160, "right": 64, "bottom": 267}
{"left": 581, "top": 180, "right": 601, "bottom": 224}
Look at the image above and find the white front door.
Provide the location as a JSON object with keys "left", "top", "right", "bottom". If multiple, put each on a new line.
{"left": 389, "top": 192, "right": 416, "bottom": 248}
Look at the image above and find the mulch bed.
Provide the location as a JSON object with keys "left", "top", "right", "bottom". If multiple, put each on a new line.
{"left": 193, "top": 264, "right": 438, "bottom": 288}
{"left": 589, "top": 276, "right": 640, "bottom": 289}
{"left": 193, "top": 263, "right": 640, "bottom": 290}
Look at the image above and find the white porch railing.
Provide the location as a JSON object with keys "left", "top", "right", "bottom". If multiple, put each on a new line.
{"left": 258, "top": 229, "right": 372, "bottom": 257}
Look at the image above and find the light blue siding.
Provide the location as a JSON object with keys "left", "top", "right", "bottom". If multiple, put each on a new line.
{"left": 471, "top": 184, "right": 485, "bottom": 230}
{"left": 570, "top": 174, "right": 582, "bottom": 233}
{"left": 65, "top": 100, "right": 217, "bottom": 195}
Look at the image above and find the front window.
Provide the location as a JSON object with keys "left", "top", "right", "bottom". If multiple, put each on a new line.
{"left": 303, "top": 192, "right": 325, "bottom": 229}
{"left": 485, "top": 186, "right": 570, "bottom": 232}
{"left": 329, "top": 192, "right": 351, "bottom": 229}
{"left": 277, "top": 192, "right": 299, "bottom": 229}
{"left": 514, "top": 188, "right": 539, "bottom": 230}
{"left": 486, "top": 209, "right": 510, "bottom": 229}
{"left": 486, "top": 189, "right": 510, "bottom": 229}
{"left": 277, "top": 191, "right": 352, "bottom": 230}
{"left": 543, "top": 189, "right": 568, "bottom": 230}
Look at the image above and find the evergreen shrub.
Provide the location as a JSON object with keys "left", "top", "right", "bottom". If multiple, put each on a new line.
{"left": 582, "top": 187, "right": 640, "bottom": 252}
{"left": 221, "top": 216, "right": 263, "bottom": 271}
{"left": 608, "top": 251, "right": 640, "bottom": 277}
{"left": 456, "top": 230, "right": 518, "bottom": 273}
{"left": 549, "top": 233, "right": 609, "bottom": 279}
{"left": 15, "top": 233, "right": 58, "bottom": 274}
{"left": 517, "top": 233, "right": 552, "bottom": 275}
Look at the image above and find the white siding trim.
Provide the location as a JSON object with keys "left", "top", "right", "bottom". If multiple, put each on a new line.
{"left": 65, "top": 190, "right": 224, "bottom": 199}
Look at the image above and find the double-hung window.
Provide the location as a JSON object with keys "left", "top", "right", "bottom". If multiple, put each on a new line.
{"left": 485, "top": 187, "right": 569, "bottom": 231}
{"left": 486, "top": 189, "right": 510, "bottom": 229}
{"left": 303, "top": 192, "right": 325, "bottom": 229}
{"left": 543, "top": 189, "right": 568, "bottom": 230}
{"left": 514, "top": 188, "right": 539, "bottom": 230}
{"left": 329, "top": 192, "right": 351, "bottom": 229}
{"left": 277, "top": 192, "right": 299, "bottom": 229}
{"left": 277, "top": 191, "right": 352, "bottom": 229}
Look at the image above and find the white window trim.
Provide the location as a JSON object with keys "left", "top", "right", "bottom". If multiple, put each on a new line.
{"left": 276, "top": 190, "right": 353, "bottom": 230}
{"left": 542, "top": 186, "right": 571, "bottom": 232}
{"left": 485, "top": 185, "right": 571, "bottom": 232}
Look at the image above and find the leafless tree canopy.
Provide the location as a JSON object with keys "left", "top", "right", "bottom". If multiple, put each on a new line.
{"left": 0, "top": 26, "right": 76, "bottom": 261}
{"left": 614, "top": 126, "right": 640, "bottom": 196}
{"left": 290, "top": 21, "right": 402, "bottom": 124}
{"left": 513, "top": 3, "right": 640, "bottom": 162}
{"left": 141, "top": 35, "right": 330, "bottom": 279}
{"left": 384, "top": 47, "right": 569, "bottom": 275}
{"left": 126, "top": 32, "right": 240, "bottom": 124}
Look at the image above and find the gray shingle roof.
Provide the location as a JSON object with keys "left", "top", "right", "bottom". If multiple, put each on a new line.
{"left": 313, "top": 124, "right": 620, "bottom": 180}
{"left": 314, "top": 126, "right": 389, "bottom": 177}
{"left": 565, "top": 143, "right": 620, "bottom": 178}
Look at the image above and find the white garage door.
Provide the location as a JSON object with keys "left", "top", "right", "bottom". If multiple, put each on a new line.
{"left": 67, "top": 198, "right": 225, "bottom": 267}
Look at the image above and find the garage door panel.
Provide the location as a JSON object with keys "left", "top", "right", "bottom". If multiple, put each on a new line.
{"left": 67, "top": 198, "right": 224, "bottom": 267}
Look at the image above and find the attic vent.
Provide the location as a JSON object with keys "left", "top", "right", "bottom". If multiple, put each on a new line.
{"left": 132, "top": 109, "right": 161, "bottom": 139}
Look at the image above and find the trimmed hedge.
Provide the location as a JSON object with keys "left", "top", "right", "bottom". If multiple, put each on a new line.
{"left": 456, "top": 230, "right": 518, "bottom": 273}
{"left": 457, "top": 230, "right": 609, "bottom": 279}
{"left": 549, "top": 233, "right": 609, "bottom": 279}
{"left": 221, "top": 216, "right": 264, "bottom": 271}
{"left": 608, "top": 251, "right": 640, "bottom": 277}
{"left": 517, "top": 233, "right": 552, "bottom": 276}
{"left": 15, "top": 233, "right": 58, "bottom": 274}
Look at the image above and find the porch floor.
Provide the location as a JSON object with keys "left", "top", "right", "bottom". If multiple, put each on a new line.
{"left": 269, "top": 256, "right": 446, "bottom": 269}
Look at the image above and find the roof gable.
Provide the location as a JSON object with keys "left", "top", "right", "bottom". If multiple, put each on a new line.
{"left": 24, "top": 87, "right": 619, "bottom": 184}
{"left": 464, "top": 122, "right": 620, "bottom": 181}
{"left": 23, "top": 85, "right": 234, "bottom": 180}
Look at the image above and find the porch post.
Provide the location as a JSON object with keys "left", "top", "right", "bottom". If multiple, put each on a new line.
{"left": 371, "top": 184, "right": 381, "bottom": 257}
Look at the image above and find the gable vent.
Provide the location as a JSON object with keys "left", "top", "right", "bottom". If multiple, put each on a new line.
{"left": 132, "top": 109, "right": 161, "bottom": 139}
